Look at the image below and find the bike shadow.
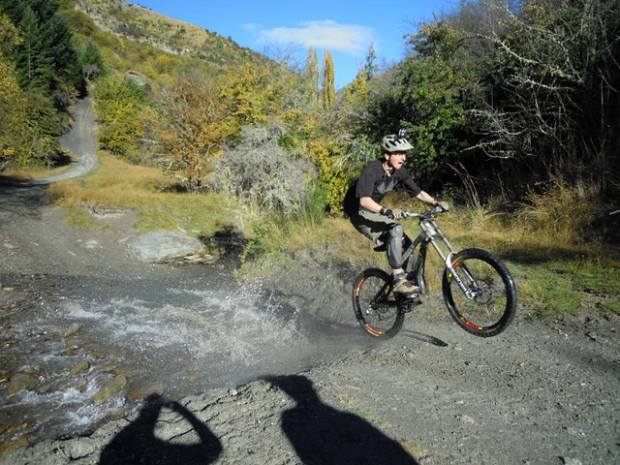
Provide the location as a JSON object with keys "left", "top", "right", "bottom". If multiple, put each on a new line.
{"left": 399, "top": 329, "right": 450, "bottom": 347}
{"left": 98, "top": 393, "right": 222, "bottom": 465}
{"left": 264, "top": 374, "right": 420, "bottom": 465}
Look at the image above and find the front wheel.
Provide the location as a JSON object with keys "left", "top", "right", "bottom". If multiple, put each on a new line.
{"left": 353, "top": 268, "right": 404, "bottom": 339}
{"left": 443, "top": 248, "right": 517, "bottom": 337}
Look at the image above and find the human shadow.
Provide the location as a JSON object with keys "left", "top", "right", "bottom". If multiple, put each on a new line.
{"left": 99, "top": 394, "right": 221, "bottom": 465}
{"left": 265, "top": 374, "right": 420, "bottom": 465}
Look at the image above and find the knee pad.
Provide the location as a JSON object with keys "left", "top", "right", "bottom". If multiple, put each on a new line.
{"left": 387, "top": 223, "right": 403, "bottom": 241}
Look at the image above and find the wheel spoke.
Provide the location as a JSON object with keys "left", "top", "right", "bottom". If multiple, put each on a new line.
{"left": 444, "top": 249, "right": 517, "bottom": 337}
{"left": 353, "top": 270, "right": 405, "bottom": 339}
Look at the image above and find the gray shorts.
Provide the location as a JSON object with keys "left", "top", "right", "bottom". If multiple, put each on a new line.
{"left": 349, "top": 209, "right": 398, "bottom": 246}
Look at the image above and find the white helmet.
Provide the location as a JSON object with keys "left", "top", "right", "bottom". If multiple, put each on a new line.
{"left": 381, "top": 132, "right": 413, "bottom": 153}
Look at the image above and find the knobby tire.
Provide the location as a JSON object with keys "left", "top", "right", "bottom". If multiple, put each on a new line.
{"left": 442, "top": 248, "right": 517, "bottom": 337}
{"left": 353, "top": 268, "right": 405, "bottom": 339}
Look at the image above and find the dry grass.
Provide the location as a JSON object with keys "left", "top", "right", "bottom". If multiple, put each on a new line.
{"left": 47, "top": 152, "right": 236, "bottom": 236}
{"left": 2, "top": 164, "right": 71, "bottom": 180}
{"left": 515, "top": 178, "right": 604, "bottom": 246}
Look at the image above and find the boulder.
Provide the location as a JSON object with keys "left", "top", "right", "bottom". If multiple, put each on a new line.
{"left": 128, "top": 231, "right": 205, "bottom": 263}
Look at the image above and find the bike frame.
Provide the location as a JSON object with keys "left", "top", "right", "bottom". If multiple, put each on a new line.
{"left": 401, "top": 210, "right": 478, "bottom": 299}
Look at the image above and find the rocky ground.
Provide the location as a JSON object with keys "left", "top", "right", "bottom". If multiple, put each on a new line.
{"left": 1, "top": 98, "right": 618, "bottom": 465}
{"left": 1, "top": 183, "right": 619, "bottom": 465}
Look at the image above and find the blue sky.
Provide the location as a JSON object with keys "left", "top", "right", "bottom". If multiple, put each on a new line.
{"left": 132, "top": 1, "right": 458, "bottom": 88}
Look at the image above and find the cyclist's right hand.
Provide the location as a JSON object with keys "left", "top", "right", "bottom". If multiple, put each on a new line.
{"left": 380, "top": 207, "right": 404, "bottom": 220}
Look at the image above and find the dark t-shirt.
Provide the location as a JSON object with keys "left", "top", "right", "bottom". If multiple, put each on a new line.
{"left": 356, "top": 159, "right": 421, "bottom": 203}
{"left": 343, "top": 160, "right": 422, "bottom": 217}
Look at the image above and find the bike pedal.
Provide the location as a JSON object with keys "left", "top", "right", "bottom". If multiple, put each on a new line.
{"left": 404, "top": 293, "right": 422, "bottom": 305}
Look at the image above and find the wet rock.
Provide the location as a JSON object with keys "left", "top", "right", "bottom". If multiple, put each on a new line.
{"left": 63, "top": 323, "right": 81, "bottom": 337}
{"left": 127, "top": 231, "right": 205, "bottom": 263}
{"left": 0, "top": 437, "right": 28, "bottom": 457}
{"left": 7, "top": 371, "right": 40, "bottom": 395}
{"left": 69, "top": 360, "right": 91, "bottom": 376}
{"left": 92, "top": 374, "right": 127, "bottom": 403}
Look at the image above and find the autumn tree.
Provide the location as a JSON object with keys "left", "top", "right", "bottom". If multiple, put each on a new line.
{"left": 1, "top": 11, "right": 27, "bottom": 168}
{"left": 94, "top": 74, "right": 151, "bottom": 159}
{"left": 161, "top": 72, "right": 231, "bottom": 191}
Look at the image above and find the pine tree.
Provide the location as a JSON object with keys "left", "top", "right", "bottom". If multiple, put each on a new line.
{"left": 81, "top": 38, "right": 103, "bottom": 78}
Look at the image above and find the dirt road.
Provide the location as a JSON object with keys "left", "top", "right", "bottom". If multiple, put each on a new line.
{"left": 0, "top": 98, "right": 618, "bottom": 465}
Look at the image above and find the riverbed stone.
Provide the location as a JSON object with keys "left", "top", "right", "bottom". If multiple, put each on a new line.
{"left": 7, "top": 371, "right": 39, "bottom": 395}
{"left": 69, "top": 360, "right": 91, "bottom": 376}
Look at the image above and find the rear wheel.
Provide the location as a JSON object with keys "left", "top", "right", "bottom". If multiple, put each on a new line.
{"left": 443, "top": 248, "right": 517, "bottom": 337}
{"left": 353, "top": 268, "right": 404, "bottom": 339}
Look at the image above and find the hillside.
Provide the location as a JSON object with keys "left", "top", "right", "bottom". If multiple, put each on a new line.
{"left": 73, "top": 0, "right": 265, "bottom": 67}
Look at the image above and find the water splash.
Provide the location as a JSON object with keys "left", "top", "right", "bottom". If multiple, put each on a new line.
{"left": 0, "top": 271, "right": 363, "bottom": 447}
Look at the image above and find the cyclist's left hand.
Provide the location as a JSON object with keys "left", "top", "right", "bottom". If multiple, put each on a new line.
{"left": 436, "top": 201, "right": 450, "bottom": 211}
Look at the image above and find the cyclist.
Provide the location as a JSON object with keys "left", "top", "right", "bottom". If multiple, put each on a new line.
{"left": 345, "top": 132, "right": 447, "bottom": 297}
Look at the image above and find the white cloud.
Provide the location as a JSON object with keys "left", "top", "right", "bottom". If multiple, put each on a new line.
{"left": 243, "top": 23, "right": 260, "bottom": 33}
{"left": 258, "top": 20, "right": 374, "bottom": 56}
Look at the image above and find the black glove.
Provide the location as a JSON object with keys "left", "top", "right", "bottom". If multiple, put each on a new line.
{"left": 380, "top": 207, "right": 394, "bottom": 219}
{"left": 380, "top": 207, "right": 404, "bottom": 220}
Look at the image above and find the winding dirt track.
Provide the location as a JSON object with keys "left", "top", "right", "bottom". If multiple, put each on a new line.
{"left": 37, "top": 96, "right": 99, "bottom": 184}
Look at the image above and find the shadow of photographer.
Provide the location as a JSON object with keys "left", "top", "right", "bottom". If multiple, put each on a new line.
{"left": 265, "top": 374, "right": 420, "bottom": 465}
{"left": 98, "top": 393, "right": 221, "bottom": 465}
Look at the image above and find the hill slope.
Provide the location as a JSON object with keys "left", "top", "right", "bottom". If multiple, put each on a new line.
{"left": 73, "top": 0, "right": 265, "bottom": 67}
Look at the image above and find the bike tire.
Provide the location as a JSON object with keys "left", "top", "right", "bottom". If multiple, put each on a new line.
{"left": 353, "top": 268, "right": 405, "bottom": 339}
{"left": 442, "top": 248, "right": 517, "bottom": 337}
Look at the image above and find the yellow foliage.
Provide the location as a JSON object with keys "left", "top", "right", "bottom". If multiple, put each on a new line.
{"left": 220, "top": 62, "right": 270, "bottom": 133}
{"left": 343, "top": 70, "right": 370, "bottom": 105}
{"left": 161, "top": 73, "right": 231, "bottom": 189}
{"left": 309, "top": 138, "right": 349, "bottom": 214}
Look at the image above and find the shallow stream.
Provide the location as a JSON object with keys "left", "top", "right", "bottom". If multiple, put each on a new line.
{"left": 0, "top": 265, "right": 368, "bottom": 449}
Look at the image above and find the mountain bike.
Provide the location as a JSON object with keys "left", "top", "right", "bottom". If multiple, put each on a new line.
{"left": 352, "top": 206, "right": 517, "bottom": 339}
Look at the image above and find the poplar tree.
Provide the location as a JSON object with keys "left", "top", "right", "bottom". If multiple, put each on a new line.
{"left": 321, "top": 49, "right": 335, "bottom": 109}
{"left": 306, "top": 47, "right": 318, "bottom": 90}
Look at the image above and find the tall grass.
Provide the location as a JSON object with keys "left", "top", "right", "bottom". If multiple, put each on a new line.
{"left": 515, "top": 178, "right": 605, "bottom": 246}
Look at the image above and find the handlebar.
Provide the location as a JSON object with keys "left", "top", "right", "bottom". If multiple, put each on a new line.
{"left": 402, "top": 205, "right": 447, "bottom": 219}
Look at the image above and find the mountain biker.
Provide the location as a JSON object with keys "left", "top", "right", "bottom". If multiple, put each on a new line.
{"left": 345, "top": 132, "right": 448, "bottom": 297}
